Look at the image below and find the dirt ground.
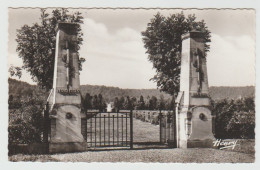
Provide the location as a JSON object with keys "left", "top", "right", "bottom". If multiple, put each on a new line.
{"left": 9, "top": 119, "right": 255, "bottom": 163}
{"left": 9, "top": 148, "right": 254, "bottom": 163}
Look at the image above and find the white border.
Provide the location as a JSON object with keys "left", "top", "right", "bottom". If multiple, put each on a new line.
{"left": 0, "top": 0, "right": 259, "bottom": 169}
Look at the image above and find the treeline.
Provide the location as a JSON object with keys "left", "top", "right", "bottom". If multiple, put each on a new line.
{"left": 210, "top": 86, "right": 255, "bottom": 101}
{"left": 82, "top": 94, "right": 175, "bottom": 111}
{"left": 113, "top": 95, "right": 175, "bottom": 110}
{"left": 80, "top": 84, "right": 172, "bottom": 102}
{"left": 8, "top": 78, "right": 47, "bottom": 101}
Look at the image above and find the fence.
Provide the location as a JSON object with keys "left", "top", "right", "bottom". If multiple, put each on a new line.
{"left": 159, "top": 110, "right": 176, "bottom": 147}
{"left": 82, "top": 110, "right": 133, "bottom": 149}
{"left": 132, "top": 110, "right": 177, "bottom": 147}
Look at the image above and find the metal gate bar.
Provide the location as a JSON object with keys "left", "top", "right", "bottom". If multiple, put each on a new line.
{"left": 159, "top": 110, "right": 177, "bottom": 147}
{"left": 85, "top": 110, "right": 133, "bottom": 148}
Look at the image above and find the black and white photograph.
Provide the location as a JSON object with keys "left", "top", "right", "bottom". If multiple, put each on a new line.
{"left": 0, "top": 0, "right": 258, "bottom": 167}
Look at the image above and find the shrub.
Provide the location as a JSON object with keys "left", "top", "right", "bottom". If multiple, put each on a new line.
{"left": 9, "top": 97, "right": 44, "bottom": 144}
{"left": 226, "top": 111, "right": 255, "bottom": 139}
{"left": 212, "top": 96, "right": 255, "bottom": 139}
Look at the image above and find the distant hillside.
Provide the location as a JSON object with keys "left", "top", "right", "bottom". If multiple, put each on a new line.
{"left": 209, "top": 86, "right": 255, "bottom": 101}
{"left": 8, "top": 78, "right": 255, "bottom": 102}
{"left": 8, "top": 78, "right": 48, "bottom": 101}
{"left": 8, "top": 78, "right": 47, "bottom": 98}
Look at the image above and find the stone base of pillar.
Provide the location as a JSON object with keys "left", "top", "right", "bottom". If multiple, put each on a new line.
{"left": 179, "top": 139, "right": 217, "bottom": 148}
{"left": 49, "top": 142, "right": 88, "bottom": 153}
{"left": 187, "top": 139, "right": 216, "bottom": 148}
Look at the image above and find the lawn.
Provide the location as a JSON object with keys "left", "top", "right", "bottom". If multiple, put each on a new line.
{"left": 84, "top": 112, "right": 161, "bottom": 147}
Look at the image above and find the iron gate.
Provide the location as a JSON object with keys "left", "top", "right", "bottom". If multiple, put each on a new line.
{"left": 83, "top": 110, "right": 133, "bottom": 149}
{"left": 159, "top": 110, "right": 177, "bottom": 147}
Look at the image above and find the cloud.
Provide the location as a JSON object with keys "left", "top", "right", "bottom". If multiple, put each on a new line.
{"left": 207, "top": 34, "right": 255, "bottom": 86}
{"left": 80, "top": 19, "right": 255, "bottom": 88}
{"left": 79, "top": 18, "right": 156, "bottom": 89}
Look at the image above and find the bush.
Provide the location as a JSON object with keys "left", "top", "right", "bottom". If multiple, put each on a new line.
{"left": 9, "top": 118, "right": 43, "bottom": 144}
{"left": 226, "top": 111, "right": 255, "bottom": 139}
{"left": 9, "top": 97, "right": 44, "bottom": 144}
{"left": 212, "top": 97, "right": 255, "bottom": 139}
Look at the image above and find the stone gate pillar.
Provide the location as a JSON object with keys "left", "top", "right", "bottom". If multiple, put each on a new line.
{"left": 175, "top": 31, "right": 215, "bottom": 148}
{"left": 47, "top": 22, "right": 87, "bottom": 153}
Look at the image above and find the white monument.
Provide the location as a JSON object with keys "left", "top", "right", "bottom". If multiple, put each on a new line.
{"left": 107, "top": 103, "right": 112, "bottom": 112}
{"left": 47, "top": 23, "right": 87, "bottom": 153}
{"left": 175, "top": 31, "right": 215, "bottom": 148}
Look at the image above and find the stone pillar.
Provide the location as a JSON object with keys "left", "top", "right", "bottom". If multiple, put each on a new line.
{"left": 175, "top": 31, "right": 215, "bottom": 148}
{"left": 47, "top": 23, "right": 87, "bottom": 153}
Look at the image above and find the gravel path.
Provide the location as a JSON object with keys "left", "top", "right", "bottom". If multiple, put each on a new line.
{"left": 48, "top": 148, "right": 254, "bottom": 163}
{"left": 9, "top": 148, "right": 254, "bottom": 162}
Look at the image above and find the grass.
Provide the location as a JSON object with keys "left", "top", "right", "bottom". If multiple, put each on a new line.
{"left": 221, "top": 139, "right": 255, "bottom": 155}
{"left": 85, "top": 112, "right": 160, "bottom": 146}
{"left": 133, "top": 118, "right": 160, "bottom": 143}
{"left": 85, "top": 112, "right": 131, "bottom": 147}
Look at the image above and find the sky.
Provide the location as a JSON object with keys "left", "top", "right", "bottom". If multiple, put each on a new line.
{"left": 8, "top": 8, "right": 255, "bottom": 89}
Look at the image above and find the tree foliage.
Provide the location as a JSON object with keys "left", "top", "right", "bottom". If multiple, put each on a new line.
{"left": 15, "top": 8, "right": 85, "bottom": 90}
{"left": 212, "top": 97, "right": 255, "bottom": 139}
{"left": 111, "top": 95, "right": 175, "bottom": 111}
{"left": 82, "top": 93, "right": 107, "bottom": 111}
{"left": 124, "top": 96, "right": 133, "bottom": 110}
{"left": 9, "top": 66, "right": 22, "bottom": 79}
{"left": 9, "top": 91, "right": 45, "bottom": 144}
{"left": 137, "top": 95, "right": 145, "bottom": 110}
{"left": 142, "top": 12, "right": 211, "bottom": 96}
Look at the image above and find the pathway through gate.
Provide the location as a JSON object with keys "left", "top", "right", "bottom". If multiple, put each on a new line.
{"left": 83, "top": 110, "right": 133, "bottom": 149}
{"left": 82, "top": 109, "right": 176, "bottom": 150}
{"left": 133, "top": 110, "right": 177, "bottom": 148}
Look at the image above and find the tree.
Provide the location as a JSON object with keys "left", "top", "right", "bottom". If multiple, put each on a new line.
{"left": 97, "top": 94, "right": 107, "bottom": 111}
{"left": 149, "top": 96, "right": 158, "bottom": 110}
{"left": 9, "top": 66, "right": 22, "bottom": 79}
{"left": 8, "top": 94, "right": 44, "bottom": 144}
{"left": 113, "top": 97, "right": 119, "bottom": 111}
{"left": 92, "top": 95, "right": 99, "bottom": 109}
{"left": 119, "top": 96, "right": 125, "bottom": 110}
{"left": 158, "top": 95, "right": 166, "bottom": 110}
{"left": 123, "top": 96, "right": 133, "bottom": 110}
{"left": 212, "top": 97, "right": 255, "bottom": 139}
{"left": 142, "top": 12, "right": 211, "bottom": 96}
{"left": 131, "top": 97, "right": 137, "bottom": 109}
{"left": 169, "top": 96, "right": 175, "bottom": 110}
{"left": 84, "top": 93, "right": 92, "bottom": 110}
{"left": 137, "top": 95, "right": 145, "bottom": 110}
{"left": 14, "top": 8, "right": 85, "bottom": 90}
{"left": 226, "top": 111, "right": 255, "bottom": 139}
